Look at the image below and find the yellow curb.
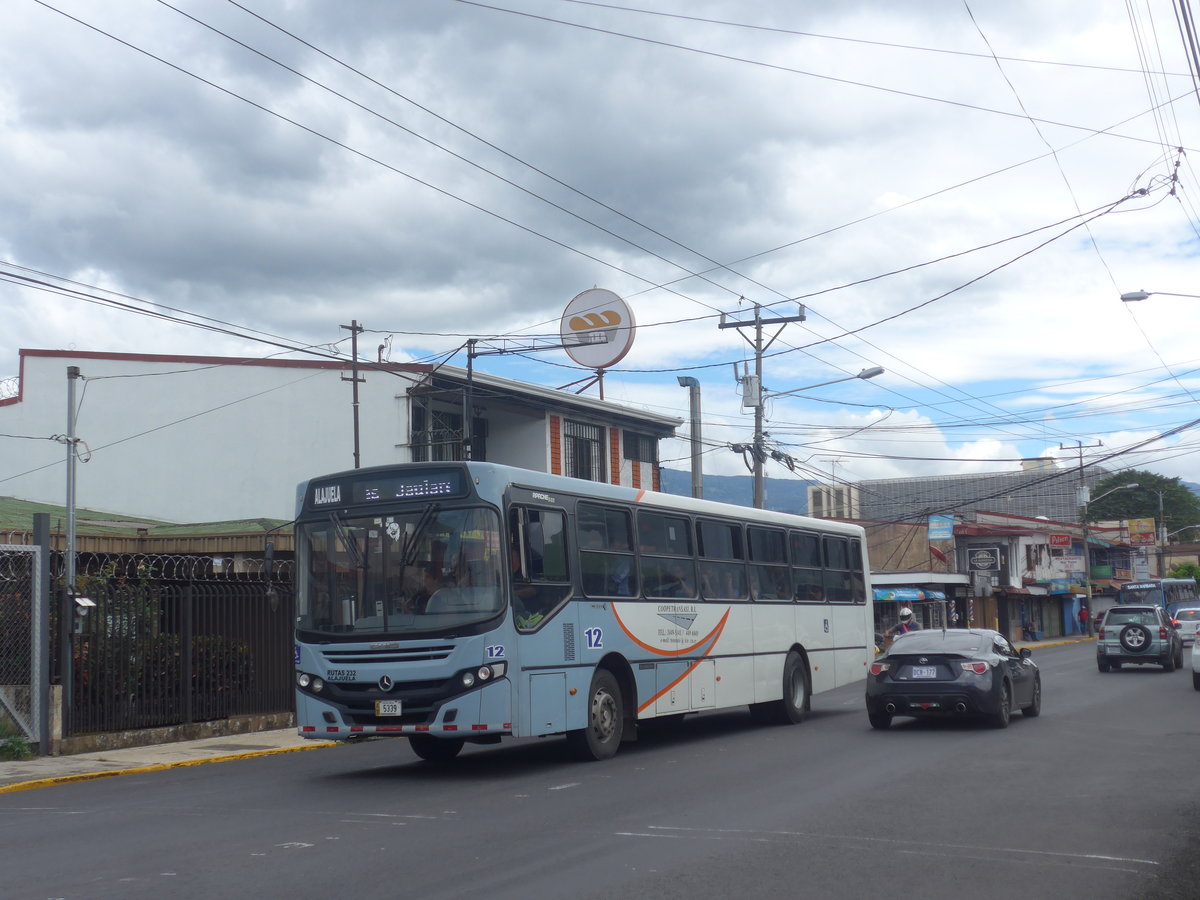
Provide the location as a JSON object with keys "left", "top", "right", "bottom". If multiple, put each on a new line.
{"left": 0, "top": 741, "right": 337, "bottom": 795}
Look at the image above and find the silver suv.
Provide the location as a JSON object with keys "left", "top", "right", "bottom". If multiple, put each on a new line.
{"left": 1096, "top": 605, "right": 1184, "bottom": 672}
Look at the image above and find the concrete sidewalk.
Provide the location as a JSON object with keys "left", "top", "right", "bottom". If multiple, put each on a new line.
{"left": 1, "top": 634, "right": 1093, "bottom": 794}
{"left": 0, "top": 729, "right": 336, "bottom": 794}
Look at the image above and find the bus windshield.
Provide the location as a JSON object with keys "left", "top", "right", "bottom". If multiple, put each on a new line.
{"left": 1119, "top": 585, "right": 1162, "bottom": 607}
{"left": 297, "top": 505, "right": 505, "bottom": 636}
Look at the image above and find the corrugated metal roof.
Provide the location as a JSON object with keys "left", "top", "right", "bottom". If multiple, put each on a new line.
{"left": 0, "top": 495, "right": 287, "bottom": 537}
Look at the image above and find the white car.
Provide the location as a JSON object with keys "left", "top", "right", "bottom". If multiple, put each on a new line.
{"left": 1174, "top": 607, "right": 1200, "bottom": 645}
{"left": 1194, "top": 637, "right": 1200, "bottom": 691}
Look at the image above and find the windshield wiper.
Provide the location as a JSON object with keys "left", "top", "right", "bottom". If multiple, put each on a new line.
{"left": 401, "top": 503, "right": 439, "bottom": 569}
{"left": 329, "top": 512, "right": 365, "bottom": 570}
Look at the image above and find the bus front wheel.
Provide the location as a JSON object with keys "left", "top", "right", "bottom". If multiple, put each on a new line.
{"left": 567, "top": 669, "right": 624, "bottom": 761}
{"left": 408, "top": 734, "right": 464, "bottom": 762}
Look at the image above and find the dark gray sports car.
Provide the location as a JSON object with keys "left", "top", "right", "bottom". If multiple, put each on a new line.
{"left": 865, "top": 628, "right": 1041, "bottom": 729}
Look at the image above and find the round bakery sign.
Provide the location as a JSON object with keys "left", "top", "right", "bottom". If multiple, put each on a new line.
{"left": 559, "top": 288, "right": 636, "bottom": 369}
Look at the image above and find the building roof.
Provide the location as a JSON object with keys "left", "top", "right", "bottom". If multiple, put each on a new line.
{"left": 0, "top": 495, "right": 291, "bottom": 554}
{"left": 417, "top": 365, "right": 682, "bottom": 433}
{"left": 856, "top": 466, "right": 1111, "bottom": 524}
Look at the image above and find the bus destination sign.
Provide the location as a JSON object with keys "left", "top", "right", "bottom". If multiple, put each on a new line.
{"left": 309, "top": 469, "right": 466, "bottom": 508}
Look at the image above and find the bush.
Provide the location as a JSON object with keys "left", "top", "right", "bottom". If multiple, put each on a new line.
{"left": 0, "top": 719, "right": 32, "bottom": 761}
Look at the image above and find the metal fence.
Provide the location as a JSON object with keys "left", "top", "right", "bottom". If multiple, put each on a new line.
{"left": 67, "top": 578, "right": 295, "bottom": 736}
{"left": 0, "top": 545, "right": 43, "bottom": 746}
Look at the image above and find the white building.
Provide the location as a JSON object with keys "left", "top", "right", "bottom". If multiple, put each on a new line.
{"left": 0, "top": 349, "right": 679, "bottom": 523}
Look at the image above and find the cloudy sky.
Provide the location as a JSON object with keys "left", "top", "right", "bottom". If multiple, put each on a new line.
{"left": 2, "top": 0, "right": 1199, "bottom": 495}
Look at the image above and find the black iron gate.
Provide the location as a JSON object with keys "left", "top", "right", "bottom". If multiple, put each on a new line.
{"left": 68, "top": 580, "right": 294, "bottom": 736}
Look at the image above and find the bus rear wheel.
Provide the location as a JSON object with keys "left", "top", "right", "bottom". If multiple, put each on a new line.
{"left": 750, "top": 651, "right": 809, "bottom": 725}
{"left": 567, "top": 669, "right": 624, "bottom": 761}
{"left": 408, "top": 734, "right": 464, "bottom": 762}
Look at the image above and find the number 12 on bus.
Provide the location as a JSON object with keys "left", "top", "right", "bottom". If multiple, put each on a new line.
{"left": 293, "top": 461, "right": 874, "bottom": 762}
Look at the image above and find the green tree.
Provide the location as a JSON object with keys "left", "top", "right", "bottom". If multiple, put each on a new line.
{"left": 1167, "top": 562, "right": 1200, "bottom": 581}
{"left": 1087, "top": 470, "right": 1200, "bottom": 539}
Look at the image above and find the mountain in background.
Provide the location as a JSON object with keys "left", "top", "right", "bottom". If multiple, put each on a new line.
{"left": 659, "top": 468, "right": 814, "bottom": 515}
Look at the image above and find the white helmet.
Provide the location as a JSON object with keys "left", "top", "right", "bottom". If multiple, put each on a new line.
{"left": 899, "top": 607, "right": 914, "bottom": 622}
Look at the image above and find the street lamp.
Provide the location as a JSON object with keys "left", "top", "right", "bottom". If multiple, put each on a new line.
{"left": 752, "top": 365, "right": 884, "bottom": 508}
{"left": 1120, "top": 290, "right": 1200, "bottom": 302}
{"left": 1080, "top": 482, "right": 1139, "bottom": 615}
{"left": 763, "top": 366, "right": 885, "bottom": 401}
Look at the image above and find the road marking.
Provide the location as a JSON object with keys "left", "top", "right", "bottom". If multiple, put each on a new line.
{"left": 624, "top": 825, "right": 1159, "bottom": 867}
{"left": 549, "top": 782, "right": 581, "bottom": 791}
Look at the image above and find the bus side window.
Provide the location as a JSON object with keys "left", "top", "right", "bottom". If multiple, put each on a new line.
{"left": 698, "top": 518, "right": 746, "bottom": 600}
{"left": 822, "top": 536, "right": 852, "bottom": 603}
{"left": 748, "top": 526, "right": 789, "bottom": 601}
{"left": 641, "top": 511, "right": 696, "bottom": 600}
{"left": 790, "top": 530, "right": 823, "bottom": 602}
{"left": 578, "top": 503, "right": 637, "bottom": 598}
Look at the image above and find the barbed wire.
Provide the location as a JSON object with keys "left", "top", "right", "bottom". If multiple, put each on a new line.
{"left": 0, "top": 548, "right": 293, "bottom": 583}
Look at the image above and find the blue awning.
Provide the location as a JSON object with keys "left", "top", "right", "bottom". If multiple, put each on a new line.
{"left": 873, "top": 587, "right": 947, "bottom": 603}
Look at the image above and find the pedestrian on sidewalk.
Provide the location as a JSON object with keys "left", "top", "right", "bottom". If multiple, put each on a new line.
{"left": 1078, "top": 604, "right": 1090, "bottom": 636}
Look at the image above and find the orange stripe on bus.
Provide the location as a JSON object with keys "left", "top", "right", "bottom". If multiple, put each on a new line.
{"left": 612, "top": 606, "right": 730, "bottom": 657}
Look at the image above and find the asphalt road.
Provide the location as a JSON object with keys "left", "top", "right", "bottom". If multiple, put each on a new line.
{"left": 3, "top": 641, "right": 1199, "bottom": 900}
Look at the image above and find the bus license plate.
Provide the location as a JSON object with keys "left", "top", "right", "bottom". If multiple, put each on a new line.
{"left": 911, "top": 666, "right": 937, "bottom": 678}
{"left": 375, "top": 700, "right": 402, "bottom": 716}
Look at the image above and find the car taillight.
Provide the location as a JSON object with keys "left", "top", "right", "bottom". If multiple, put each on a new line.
{"left": 869, "top": 662, "right": 891, "bottom": 675}
{"left": 1097, "top": 627, "right": 1106, "bottom": 639}
{"left": 1159, "top": 627, "right": 1169, "bottom": 639}
{"left": 960, "top": 661, "right": 989, "bottom": 675}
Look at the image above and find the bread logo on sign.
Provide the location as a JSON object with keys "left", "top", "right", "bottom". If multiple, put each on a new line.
{"left": 559, "top": 289, "right": 636, "bottom": 369}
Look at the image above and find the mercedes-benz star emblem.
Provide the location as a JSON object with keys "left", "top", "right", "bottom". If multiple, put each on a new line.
{"left": 918, "top": 657, "right": 928, "bottom": 664}
{"left": 378, "top": 675, "right": 394, "bottom": 692}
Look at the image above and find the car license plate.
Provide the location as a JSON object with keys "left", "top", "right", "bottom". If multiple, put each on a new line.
{"left": 911, "top": 666, "right": 937, "bottom": 678}
{"left": 375, "top": 699, "right": 402, "bottom": 716}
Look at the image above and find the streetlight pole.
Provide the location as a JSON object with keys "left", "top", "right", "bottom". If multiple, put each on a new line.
{"left": 1120, "top": 290, "right": 1200, "bottom": 302}
{"left": 746, "top": 366, "right": 883, "bottom": 510}
{"left": 1080, "top": 482, "right": 1139, "bottom": 618}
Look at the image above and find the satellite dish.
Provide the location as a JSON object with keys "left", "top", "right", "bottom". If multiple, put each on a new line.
{"left": 560, "top": 289, "right": 636, "bottom": 369}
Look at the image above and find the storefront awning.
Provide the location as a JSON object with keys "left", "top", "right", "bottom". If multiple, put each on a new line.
{"left": 873, "top": 587, "right": 947, "bottom": 603}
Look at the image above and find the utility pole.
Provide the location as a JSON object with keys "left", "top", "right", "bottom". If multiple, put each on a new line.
{"left": 1061, "top": 440, "right": 1102, "bottom": 605}
{"left": 720, "top": 302, "right": 806, "bottom": 509}
{"left": 341, "top": 321, "right": 365, "bottom": 469}
{"left": 65, "top": 366, "right": 81, "bottom": 596}
{"left": 1155, "top": 489, "right": 1166, "bottom": 577}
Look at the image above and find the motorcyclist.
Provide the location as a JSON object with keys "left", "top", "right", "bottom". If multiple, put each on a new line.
{"left": 886, "top": 607, "right": 921, "bottom": 639}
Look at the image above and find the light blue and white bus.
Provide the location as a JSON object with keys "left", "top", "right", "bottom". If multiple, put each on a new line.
{"left": 293, "top": 461, "right": 874, "bottom": 761}
{"left": 1116, "top": 578, "right": 1199, "bottom": 616}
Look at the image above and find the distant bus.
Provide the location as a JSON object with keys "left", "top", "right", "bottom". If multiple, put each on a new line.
{"left": 1116, "top": 578, "right": 1200, "bottom": 616}
{"left": 292, "top": 461, "right": 874, "bottom": 761}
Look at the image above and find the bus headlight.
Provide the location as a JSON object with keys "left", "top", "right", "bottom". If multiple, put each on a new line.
{"left": 311, "top": 677, "right": 325, "bottom": 693}
{"left": 478, "top": 662, "right": 507, "bottom": 681}
{"left": 297, "top": 672, "right": 312, "bottom": 689}
{"left": 458, "top": 661, "right": 507, "bottom": 690}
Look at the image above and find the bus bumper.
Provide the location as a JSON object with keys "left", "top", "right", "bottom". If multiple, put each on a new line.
{"left": 297, "top": 678, "right": 513, "bottom": 741}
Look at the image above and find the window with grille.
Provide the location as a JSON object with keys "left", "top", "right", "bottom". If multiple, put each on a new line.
{"left": 564, "top": 420, "right": 605, "bottom": 482}
{"left": 411, "top": 407, "right": 486, "bottom": 461}
{"left": 623, "top": 432, "right": 657, "bottom": 463}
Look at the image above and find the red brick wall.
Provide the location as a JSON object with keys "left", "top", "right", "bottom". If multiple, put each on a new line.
{"left": 549, "top": 416, "right": 561, "bottom": 475}
{"left": 609, "top": 428, "right": 622, "bottom": 485}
